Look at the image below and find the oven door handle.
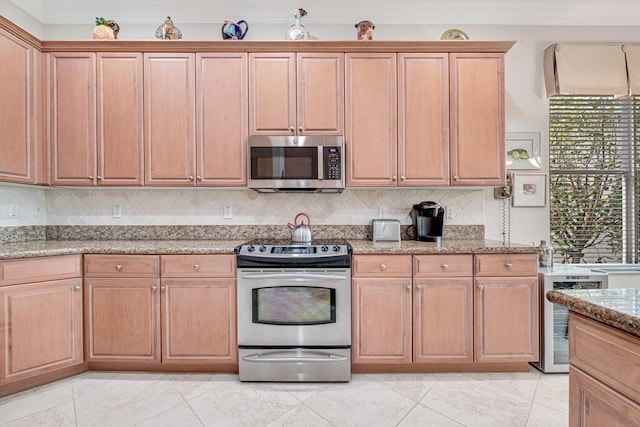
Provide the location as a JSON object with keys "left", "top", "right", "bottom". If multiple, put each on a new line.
{"left": 242, "top": 353, "right": 348, "bottom": 363}
{"left": 240, "top": 273, "right": 347, "bottom": 281}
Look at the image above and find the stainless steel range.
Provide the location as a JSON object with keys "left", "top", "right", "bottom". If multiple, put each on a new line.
{"left": 236, "top": 240, "right": 352, "bottom": 382}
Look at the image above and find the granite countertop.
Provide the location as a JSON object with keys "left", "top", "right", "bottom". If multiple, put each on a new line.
{"left": 547, "top": 288, "right": 640, "bottom": 338}
{"left": 0, "top": 238, "right": 538, "bottom": 260}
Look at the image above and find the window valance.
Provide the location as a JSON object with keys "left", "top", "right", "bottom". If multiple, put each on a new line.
{"left": 544, "top": 43, "right": 640, "bottom": 97}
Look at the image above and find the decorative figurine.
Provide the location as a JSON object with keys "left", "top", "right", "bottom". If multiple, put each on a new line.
{"left": 286, "top": 8, "right": 310, "bottom": 40}
{"left": 221, "top": 20, "right": 249, "bottom": 40}
{"left": 93, "top": 17, "right": 119, "bottom": 40}
{"left": 440, "top": 28, "right": 469, "bottom": 40}
{"left": 355, "top": 20, "right": 374, "bottom": 40}
{"left": 155, "top": 16, "right": 182, "bottom": 40}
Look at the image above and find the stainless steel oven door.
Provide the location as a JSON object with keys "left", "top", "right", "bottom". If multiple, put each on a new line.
{"left": 237, "top": 268, "right": 351, "bottom": 347}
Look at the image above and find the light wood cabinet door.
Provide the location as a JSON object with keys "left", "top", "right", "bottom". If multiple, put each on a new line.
{"left": 474, "top": 276, "right": 539, "bottom": 363}
{"left": 144, "top": 53, "right": 196, "bottom": 186}
{"left": 345, "top": 53, "right": 397, "bottom": 186}
{"left": 196, "top": 53, "right": 247, "bottom": 186}
{"left": 413, "top": 278, "right": 473, "bottom": 363}
{"left": 96, "top": 53, "right": 144, "bottom": 186}
{"left": 248, "top": 53, "right": 296, "bottom": 135}
{"left": 85, "top": 277, "right": 161, "bottom": 363}
{"left": 0, "top": 28, "right": 38, "bottom": 185}
{"left": 450, "top": 53, "right": 505, "bottom": 186}
{"left": 0, "top": 279, "right": 83, "bottom": 383}
{"left": 160, "top": 279, "right": 236, "bottom": 363}
{"left": 398, "top": 53, "right": 449, "bottom": 186}
{"left": 570, "top": 367, "right": 640, "bottom": 427}
{"left": 352, "top": 278, "right": 412, "bottom": 364}
{"left": 297, "top": 53, "right": 344, "bottom": 135}
{"left": 49, "top": 52, "right": 96, "bottom": 186}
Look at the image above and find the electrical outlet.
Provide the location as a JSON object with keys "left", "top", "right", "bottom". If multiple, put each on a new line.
{"left": 9, "top": 204, "right": 18, "bottom": 218}
{"left": 223, "top": 206, "right": 233, "bottom": 219}
{"left": 113, "top": 205, "right": 122, "bottom": 218}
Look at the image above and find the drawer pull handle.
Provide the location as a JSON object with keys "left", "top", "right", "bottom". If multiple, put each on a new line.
{"left": 380, "top": 264, "right": 387, "bottom": 270}
{"left": 442, "top": 263, "right": 449, "bottom": 270}
{"left": 115, "top": 264, "right": 123, "bottom": 271}
{"left": 193, "top": 264, "right": 200, "bottom": 271}
{"left": 505, "top": 263, "right": 513, "bottom": 269}
{"left": 74, "top": 285, "right": 81, "bottom": 291}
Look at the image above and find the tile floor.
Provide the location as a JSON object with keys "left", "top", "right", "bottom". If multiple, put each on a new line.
{"left": 0, "top": 368, "right": 568, "bottom": 427}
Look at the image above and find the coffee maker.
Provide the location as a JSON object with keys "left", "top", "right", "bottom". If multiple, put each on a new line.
{"left": 409, "top": 201, "right": 445, "bottom": 243}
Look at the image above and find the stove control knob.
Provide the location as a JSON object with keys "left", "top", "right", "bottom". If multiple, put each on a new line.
{"left": 247, "top": 245, "right": 255, "bottom": 252}
{"left": 321, "top": 245, "right": 329, "bottom": 252}
{"left": 333, "top": 245, "right": 341, "bottom": 252}
{"left": 259, "top": 245, "right": 268, "bottom": 252}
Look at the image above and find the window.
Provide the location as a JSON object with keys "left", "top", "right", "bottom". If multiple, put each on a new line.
{"left": 549, "top": 96, "right": 639, "bottom": 264}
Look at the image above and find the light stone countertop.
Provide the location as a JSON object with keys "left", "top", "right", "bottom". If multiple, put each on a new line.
{"left": 547, "top": 288, "right": 640, "bottom": 338}
{"left": 0, "top": 238, "right": 537, "bottom": 260}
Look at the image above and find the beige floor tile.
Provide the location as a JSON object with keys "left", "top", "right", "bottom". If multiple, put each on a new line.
{"left": 0, "top": 381, "right": 74, "bottom": 425}
{"left": 0, "top": 401, "right": 76, "bottom": 427}
{"left": 134, "top": 403, "right": 204, "bottom": 427}
{"left": 266, "top": 404, "right": 333, "bottom": 427}
{"left": 526, "top": 402, "right": 568, "bottom": 427}
{"left": 352, "top": 373, "right": 441, "bottom": 401}
{"left": 533, "top": 374, "right": 569, "bottom": 414}
{"left": 397, "top": 403, "right": 465, "bottom": 426}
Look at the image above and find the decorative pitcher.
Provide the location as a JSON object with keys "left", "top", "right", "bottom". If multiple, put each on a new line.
{"left": 355, "top": 20, "right": 374, "bottom": 40}
{"left": 221, "top": 20, "right": 249, "bottom": 40}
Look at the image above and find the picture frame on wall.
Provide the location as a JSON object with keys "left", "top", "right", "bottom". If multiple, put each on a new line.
{"left": 506, "top": 132, "right": 541, "bottom": 170}
{"left": 512, "top": 173, "right": 547, "bottom": 207}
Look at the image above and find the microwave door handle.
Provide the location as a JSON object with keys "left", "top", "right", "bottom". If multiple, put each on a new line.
{"left": 318, "top": 145, "right": 323, "bottom": 180}
{"left": 240, "top": 273, "right": 347, "bottom": 281}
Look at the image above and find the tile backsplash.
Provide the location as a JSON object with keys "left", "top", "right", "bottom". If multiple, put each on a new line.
{"left": 44, "top": 188, "right": 484, "bottom": 226}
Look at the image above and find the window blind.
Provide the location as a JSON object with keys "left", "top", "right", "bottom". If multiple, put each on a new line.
{"left": 549, "top": 96, "right": 639, "bottom": 263}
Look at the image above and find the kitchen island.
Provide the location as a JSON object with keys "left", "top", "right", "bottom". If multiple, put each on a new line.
{"left": 546, "top": 288, "right": 640, "bottom": 425}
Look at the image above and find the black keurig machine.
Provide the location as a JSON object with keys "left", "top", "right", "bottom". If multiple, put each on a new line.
{"left": 409, "top": 201, "right": 445, "bottom": 243}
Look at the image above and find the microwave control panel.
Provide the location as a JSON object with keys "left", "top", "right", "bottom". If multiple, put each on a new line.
{"left": 324, "top": 147, "right": 342, "bottom": 179}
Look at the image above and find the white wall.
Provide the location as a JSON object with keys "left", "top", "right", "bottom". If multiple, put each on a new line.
{"left": 1, "top": 4, "right": 639, "bottom": 244}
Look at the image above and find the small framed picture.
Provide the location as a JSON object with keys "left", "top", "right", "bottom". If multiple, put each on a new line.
{"left": 512, "top": 173, "right": 547, "bottom": 207}
{"left": 506, "top": 132, "right": 541, "bottom": 170}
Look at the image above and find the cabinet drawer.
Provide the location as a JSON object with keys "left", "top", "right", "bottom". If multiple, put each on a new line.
{"left": 413, "top": 255, "right": 473, "bottom": 277}
{"left": 474, "top": 254, "right": 537, "bottom": 276}
{"left": 161, "top": 255, "right": 236, "bottom": 278}
{"left": 569, "top": 313, "right": 640, "bottom": 405}
{"left": 0, "top": 255, "right": 82, "bottom": 286}
{"left": 352, "top": 255, "right": 412, "bottom": 277}
{"left": 84, "top": 255, "right": 159, "bottom": 277}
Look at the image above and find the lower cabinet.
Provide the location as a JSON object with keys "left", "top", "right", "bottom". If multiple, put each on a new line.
{"left": 352, "top": 253, "right": 538, "bottom": 369}
{"left": 84, "top": 254, "right": 236, "bottom": 366}
{"left": 0, "top": 256, "right": 84, "bottom": 395}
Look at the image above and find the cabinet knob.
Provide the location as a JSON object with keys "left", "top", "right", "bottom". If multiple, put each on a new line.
{"left": 298, "top": 127, "right": 303, "bottom": 132}
{"left": 453, "top": 175, "right": 459, "bottom": 181}
{"left": 441, "top": 263, "right": 449, "bottom": 270}
{"left": 478, "top": 285, "right": 484, "bottom": 291}
{"left": 74, "top": 285, "right": 81, "bottom": 292}
{"left": 290, "top": 127, "right": 295, "bottom": 132}
{"left": 151, "top": 286, "right": 157, "bottom": 292}
{"left": 392, "top": 176, "right": 397, "bottom": 181}
{"left": 406, "top": 285, "right": 411, "bottom": 291}
{"left": 416, "top": 284, "right": 423, "bottom": 290}
{"left": 196, "top": 176, "right": 202, "bottom": 181}
{"left": 88, "top": 176, "right": 94, "bottom": 180}
{"left": 193, "top": 264, "right": 200, "bottom": 271}
{"left": 115, "top": 264, "right": 123, "bottom": 271}
{"left": 400, "top": 176, "right": 406, "bottom": 181}
{"left": 188, "top": 176, "right": 194, "bottom": 181}
{"left": 380, "top": 264, "right": 387, "bottom": 271}
{"left": 96, "top": 176, "right": 103, "bottom": 180}
{"left": 505, "top": 263, "right": 513, "bottom": 269}
{"left": 160, "top": 286, "right": 166, "bottom": 291}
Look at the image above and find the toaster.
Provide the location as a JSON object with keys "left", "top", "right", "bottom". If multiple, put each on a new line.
{"left": 369, "top": 219, "right": 401, "bottom": 242}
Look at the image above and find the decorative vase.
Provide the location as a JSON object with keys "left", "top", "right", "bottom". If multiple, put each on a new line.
{"left": 355, "top": 20, "right": 374, "bottom": 40}
{"left": 286, "top": 8, "right": 310, "bottom": 40}
{"left": 155, "top": 16, "right": 182, "bottom": 40}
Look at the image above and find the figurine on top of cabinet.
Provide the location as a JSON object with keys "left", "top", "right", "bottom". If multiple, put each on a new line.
{"left": 93, "top": 17, "right": 119, "bottom": 39}
{"left": 155, "top": 16, "right": 182, "bottom": 40}
{"left": 286, "top": 8, "right": 310, "bottom": 40}
{"left": 355, "top": 20, "right": 374, "bottom": 40}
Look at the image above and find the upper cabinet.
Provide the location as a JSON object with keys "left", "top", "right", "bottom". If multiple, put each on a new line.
{"left": 196, "top": 53, "right": 247, "bottom": 186}
{"left": 249, "top": 52, "right": 344, "bottom": 136}
{"left": 450, "top": 53, "right": 505, "bottom": 186}
{"left": 144, "top": 53, "right": 196, "bottom": 186}
{"left": 345, "top": 53, "right": 397, "bottom": 186}
{"left": 49, "top": 52, "right": 144, "bottom": 186}
{"left": 0, "top": 27, "right": 40, "bottom": 185}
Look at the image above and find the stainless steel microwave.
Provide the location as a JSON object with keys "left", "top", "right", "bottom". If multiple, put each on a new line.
{"left": 248, "top": 135, "right": 345, "bottom": 193}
